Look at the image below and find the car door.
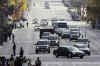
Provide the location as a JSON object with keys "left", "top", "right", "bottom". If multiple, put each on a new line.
{"left": 58, "top": 47, "right": 68, "bottom": 56}
{"left": 57, "top": 47, "right": 64, "bottom": 56}
{"left": 63, "top": 47, "right": 69, "bottom": 56}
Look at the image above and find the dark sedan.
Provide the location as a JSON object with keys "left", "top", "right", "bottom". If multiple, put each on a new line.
{"left": 53, "top": 46, "right": 85, "bottom": 59}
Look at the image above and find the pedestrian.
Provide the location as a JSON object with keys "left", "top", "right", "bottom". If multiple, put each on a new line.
{"left": 12, "top": 33, "right": 15, "bottom": 43}
{"left": 9, "top": 55, "right": 14, "bottom": 66}
{"left": 26, "top": 22, "right": 28, "bottom": 28}
{"left": 6, "top": 59, "right": 10, "bottom": 66}
{"left": 28, "top": 59, "right": 32, "bottom": 66}
{"left": 14, "top": 57, "right": 21, "bottom": 66}
{"left": 20, "top": 47, "right": 24, "bottom": 57}
{"left": 35, "top": 57, "right": 41, "bottom": 66}
{"left": 13, "top": 42, "right": 16, "bottom": 56}
{"left": 1, "top": 56, "right": 6, "bottom": 66}
{"left": 22, "top": 59, "right": 28, "bottom": 66}
{"left": 8, "top": 31, "right": 12, "bottom": 40}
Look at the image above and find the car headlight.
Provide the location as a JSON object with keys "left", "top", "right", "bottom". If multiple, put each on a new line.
{"left": 56, "top": 41, "right": 58, "bottom": 43}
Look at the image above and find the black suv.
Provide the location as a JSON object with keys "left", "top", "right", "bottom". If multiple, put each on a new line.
{"left": 35, "top": 39, "right": 50, "bottom": 54}
{"left": 53, "top": 46, "right": 85, "bottom": 59}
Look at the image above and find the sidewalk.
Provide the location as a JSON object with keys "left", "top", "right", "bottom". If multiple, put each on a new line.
{"left": 0, "top": 29, "right": 16, "bottom": 56}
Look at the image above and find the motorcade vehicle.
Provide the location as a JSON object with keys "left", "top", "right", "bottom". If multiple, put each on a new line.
{"left": 51, "top": 18, "right": 65, "bottom": 27}
{"left": 70, "top": 31, "right": 80, "bottom": 40}
{"left": 40, "top": 19, "right": 48, "bottom": 26}
{"left": 74, "top": 44, "right": 91, "bottom": 55}
{"left": 40, "top": 26, "right": 54, "bottom": 38}
{"left": 61, "top": 29, "right": 70, "bottom": 39}
{"left": 35, "top": 39, "right": 50, "bottom": 54}
{"left": 75, "top": 39, "right": 90, "bottom": 48}
{"left": 48, "top": 35, "right": 60, "bottom": 47}
{"left": 41, "top": 32, "right": 50, "bottom": 39}
{"left": 53, "top": 46, "right": 85, "bottom": 59}
{"left": 70, "top": 27, "right": 81, "bottom": 40}
{"left": 54, "top": 21, "right": 68, "bottom": 36}
{"left": 34, "top": 24, "right": 40, "bottom": 31}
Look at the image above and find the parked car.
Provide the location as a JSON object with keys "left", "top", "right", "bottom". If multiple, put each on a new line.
{"left": 74, "top": 44, "right": 91, "bottom": 55}
{"left": 48, "top": 35, "right": 60, "bottom": 47}
{"left": 35, "top": 39, "right": 50, "bottom": 54}
{"left": 53, "top": 46, "right": 85, "bottom": 59}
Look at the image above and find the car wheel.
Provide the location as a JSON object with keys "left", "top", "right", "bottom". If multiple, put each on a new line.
{"left": 88, "top": 52, "right": 91, "bottom": 56}
{"left": 55, "top": 54, "right": 59, "bottom": 58}
{"left": 36, "top": 50, "right": 38, "bottom": 54}
{"left": 48, "top": 50, "right": 50, "bottom": 53}
{"left": 80, "top": 56, "right": 84, "bottom": 59}
{"left": 53, "top": 50, "right": 56, "bottom": 55}
{"left": 57, "top": 44, "right": 59, "bottom": 47}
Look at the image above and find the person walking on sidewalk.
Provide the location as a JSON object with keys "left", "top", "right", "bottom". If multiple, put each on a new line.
{"left": 35, "top": 57, "right": 41, "bottom": 66}
{"left": 12, "top": 33, "right": 15, "bottom": 43}
{"left": 20, "top": 47, "right": 24, "bottom": 57}
{"left": 26, "top": 22, "right": 28, "bottom": 28}
{"left": 13, "top": 42, "right": 16, "bottom": 56}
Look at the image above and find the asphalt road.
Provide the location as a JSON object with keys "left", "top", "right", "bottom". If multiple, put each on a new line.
{"left": 0, "top": 0, "right": 100, "bottom": 66}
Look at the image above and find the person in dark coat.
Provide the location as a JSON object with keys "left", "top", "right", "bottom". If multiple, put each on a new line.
{"left": 1, "top": 56, "right": 6, "bottom": 66}
{"left": 12, "top": 33, "right": 15, "bottom": 43}
{"left": 13, "top": 42, "right": 16, "bottom": 56}
{"left": 26, "top": 22, "right": 28, "bottom": 28}
{"left": 20, "top": 47, "right": 24, "bottom": 57}
{"left": 35, "top": 57, "right": 41, "bottom": 66}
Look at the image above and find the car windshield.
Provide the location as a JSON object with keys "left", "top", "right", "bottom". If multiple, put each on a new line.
{"left": 41, "top": 36, "right": 48, "bottom": 39}
{"left": 71, "top": 29, "right": 79, "bottom": 31}
{"left": 71, "top": 32, "right": 78, "bottom": 34}
{"left": 78, "top": 39, "right": 88, "bottom": 42}
{"left": 42, "top": 32, "right": 49, "bottom": 36}
{"left": 48, "top": 36, "right": 57, "bottom": 40}
{"left": 76, "top": 45, "right": 87, "bottom": 48}
{"left": 37, "top": 41, "right": 48, "bottom": 45}
{"left": 57, "top": 23, "right": 67, "bottom": 28}
{"left": 68, "top": 47, "right": 79, "bottom": 52}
